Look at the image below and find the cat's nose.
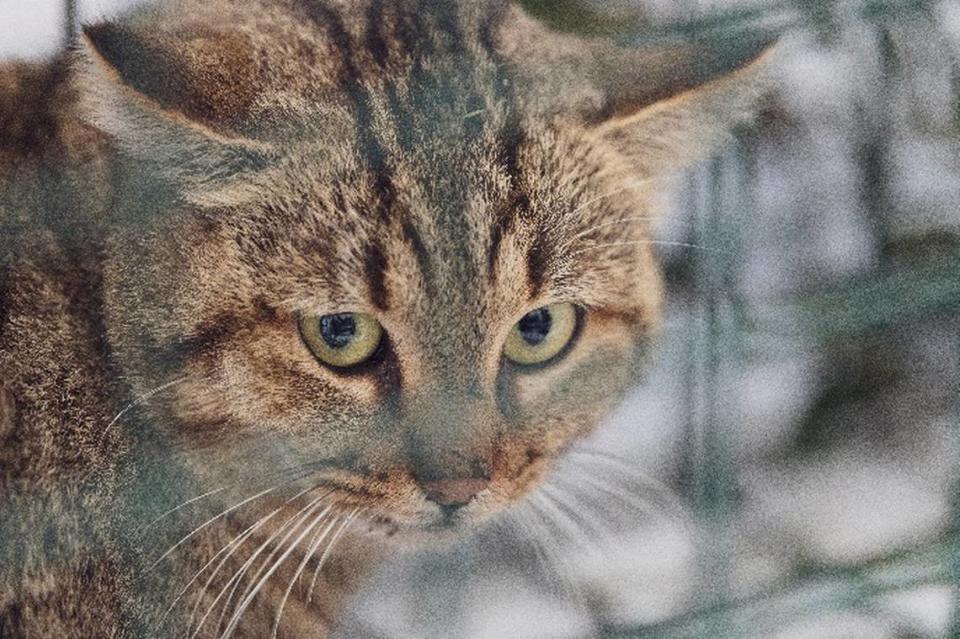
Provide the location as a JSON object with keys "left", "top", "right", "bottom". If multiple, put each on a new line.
{"left": 420, "top": 477, "right": 490, "bottom": 509}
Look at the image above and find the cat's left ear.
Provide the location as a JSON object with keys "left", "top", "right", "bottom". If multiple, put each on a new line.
{"left": 73, "top": 18, "right": 274, "bottom": 194}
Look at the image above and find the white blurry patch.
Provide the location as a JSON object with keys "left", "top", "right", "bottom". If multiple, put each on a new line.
{"left": 461, "top": 579, "right": 594, "bottom": 639}
{"left": 727, "top": 354, "right": 819, "bottom": 457}
{"left": 742, "top": 454, "right": 950, "bottom": 565}
{"left": 0, "top": 0, "right": 152, "bottom": 60}
{"left": 0, "top": 0, "right": 66, "bottom": 59}
{"left": 881, "top": 585, "right": 955, "bottom": 637}
{"left": 568, "top": 523, "right": 697, "bottom": 626}
{"left": 773, "top": 612, "right": 898, "bottom": 639}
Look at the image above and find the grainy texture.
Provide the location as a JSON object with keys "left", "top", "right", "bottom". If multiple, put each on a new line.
{"left": 0, "top": 1, "right": 771, "bottom": 636}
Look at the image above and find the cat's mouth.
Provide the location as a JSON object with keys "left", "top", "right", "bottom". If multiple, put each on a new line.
{"left": 354, "top": 504, "right": 491, "bottom": 544}
{"left": 342, "top": 474, "right": 545, "bottom": 543}
{"left": 246, "top": 445, "right": 552, "bottom": 541}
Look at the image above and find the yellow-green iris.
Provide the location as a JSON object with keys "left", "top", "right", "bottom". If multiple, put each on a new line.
{"left": 300, "top": 312, "right": 383, "bottom": 368}
{"left": 503, "top": 303, "right": 577, "bottom": 366}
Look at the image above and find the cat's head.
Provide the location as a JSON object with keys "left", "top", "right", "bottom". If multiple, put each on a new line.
{"left": 77, "top": 0, "right": 772, "bottom": 538}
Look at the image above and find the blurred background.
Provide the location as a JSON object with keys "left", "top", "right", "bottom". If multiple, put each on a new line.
{"left": 2, "top": 0, "right": 958, "bottom": 636}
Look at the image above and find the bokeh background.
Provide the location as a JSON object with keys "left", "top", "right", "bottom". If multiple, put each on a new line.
{"left": 2, "top": 0, "right": 958, "bottom": 637}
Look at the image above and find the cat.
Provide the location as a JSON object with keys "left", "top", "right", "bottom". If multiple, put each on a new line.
{"left": 0, "top": 1, "right": 773, "bottom": 636}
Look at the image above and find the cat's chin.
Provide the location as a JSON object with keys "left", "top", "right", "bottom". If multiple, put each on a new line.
{"left": 353, "top": 506, "right": 498, "bottom": 547}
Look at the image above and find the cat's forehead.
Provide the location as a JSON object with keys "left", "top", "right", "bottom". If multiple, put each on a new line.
{"left": 233, "top": 119, "right": 646, "bottom": 332}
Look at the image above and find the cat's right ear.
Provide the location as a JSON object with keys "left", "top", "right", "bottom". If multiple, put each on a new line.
{"left": 74, "top": 20, "right": 274, "bottom": 191}
{"left": 499, "top": 5, "right": 777, "bottom": 176}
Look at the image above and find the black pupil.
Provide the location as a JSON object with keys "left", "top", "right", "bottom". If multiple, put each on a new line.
{"left": 319, "top": 314, "right": 357, "bottom": 349}
{"left": 517, "top": 308, "right": 552, "bottom": 346}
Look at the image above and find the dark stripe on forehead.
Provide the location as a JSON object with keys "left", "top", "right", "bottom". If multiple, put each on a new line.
{"left": 477, "top": 2, "right": 524, "bottom": 185}
{"left": 487, "top": 190, "right": 528, "bottom": 281}
{"left": 526, "top": 227, "right": 551, "bottom": 297}
{"left": 365, "top": 0, "right": 390, "bottom": 69}
{"left": 401, "top": 220, "right": 433, "bottom": 288}
{"left": 364, "top": 241, "right": 390, "bottom": 311}
{"left": 302, "top": 2, "right": 396, "bottom": 223}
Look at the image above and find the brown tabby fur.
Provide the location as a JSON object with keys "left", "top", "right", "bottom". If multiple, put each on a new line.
{"left": 0, "top": 1, "right": 772, "bottom": 636}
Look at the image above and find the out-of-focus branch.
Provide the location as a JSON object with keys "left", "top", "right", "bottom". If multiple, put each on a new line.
{"left": 599, "top": 537, "right": 956, "bottom": 638}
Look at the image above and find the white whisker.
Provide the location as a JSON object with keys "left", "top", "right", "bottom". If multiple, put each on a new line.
{"left": 570, "top": 213, "right": 658, "bottom": 242}
{"left": 506, "top": 507, "right": 556, "bottom": 584}
{"left": 137, "top": 486, "right": 230, "bottom": 537}
{"left": 271, "top": 515, "right": 340, "bottom": 638}
{"left": 570, "top": 239, "right": 732, "bottom": 258}
{"left": 190, "top": 489, "right": 330, "bottom": 639}
{"left": 220, "top": 500, "right": 333, "bottom": 639}
{"left": 540, "top": 484, "right": 611, "bottom": 543}
{"left": 532, "top": 489, "right": 597, "bottom": 555}
{"left": 179, "top": 484, "right": 320, "bottom": 633}
{"left": 569, "top": 448, "right": 683, "bottom": 515}
{"left": 524, "top": 495, "right": 586, "bottom": 605}
{"left": 99, "top": 375, "right": 191, "bottom": 441}
{"left": 568, "top": 180, "right": 652, "bottom": 217}
{"left": 161, "top": 510, "right": 269, "bottom": 627}
{"left": 307, "top": 507, "right": 361, "bottom": 603}
{"left": 151, "top": 484, "right": 283, "bottom": 569}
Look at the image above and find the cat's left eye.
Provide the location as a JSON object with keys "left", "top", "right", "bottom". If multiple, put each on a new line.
{"left": 299, "top": 312, "right": 384, "bottom": 369}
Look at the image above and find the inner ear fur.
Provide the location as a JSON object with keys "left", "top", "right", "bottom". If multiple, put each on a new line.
{"left": 501, "top": 5, "right": 776, "bottom": 174}
{"left": 592, "top": 38, "right": 776, "bottom": 175}
{"left": 74, "top": 18, "right": 273, "bottom": 187}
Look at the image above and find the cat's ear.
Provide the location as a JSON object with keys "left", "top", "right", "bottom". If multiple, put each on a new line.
{"left": 501, "top": 7, "right": 776, "bottom": 175}
{"left": 74, "top": 19, "right": 274, "bottom": 190}
{"left": 587, "top": 37, "right": 775, "bottom": 175}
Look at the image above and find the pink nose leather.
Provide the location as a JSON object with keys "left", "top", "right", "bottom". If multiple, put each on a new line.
{"left": 421, "top": 478, "right": 490, "bottom": 507}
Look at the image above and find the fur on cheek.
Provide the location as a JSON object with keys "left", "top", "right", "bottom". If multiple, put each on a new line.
{"left": 165, "top": 326, "right": 382, "bottom": 434}
{"left": 511, "top": 312, "right": 642, "bottom": 407}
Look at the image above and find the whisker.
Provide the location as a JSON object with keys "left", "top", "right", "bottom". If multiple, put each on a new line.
{"left": 307, "top": 507, "right": 361, "bottom": 603}
{"left": 557, "top": 468, "right": 682, "bottom": 521}
{"left": 152, "top": 482, "right": 292, "bottom": 570}
{"left": 533, "top": 489, "right": 602, "bottom": 557}
{"left": 151, "top": 465, "right": 329, "bottom": 569}
{"left": 570, "top": 213, "right": 658, "bottom": 242}
{"left": 568, "top": 449, "right": 683, "bottom": 514}
{"left": 570, "top": 239, "right": 733, "bottom": 258}
{"left": 141, "top": 461, "right": 331, "bottom": 540}
{"left": 210, "top": 488, "right": 334, "bottom": 632}
{"left": 136, "top": 485, "right": 230, "bottom": 537}
{"left": 190, "top": 488, "right": 330, "bottom": 639}
{"left": 271, "top": 514, "right": 340, "bottom": 638}
{"left": 524, "top": 495, "right": 587, "bottom": 605}
{"left": 225, "top": 497, "right": 333, "bottom": 618}
{"left": 568, "top": 180, "right": 652, "bottom": 217}
{"left": 175, "top": 484, "right": 320, "bottom": 633}
{"left": 540, "top": 484, "right": 612, "bottom": 544}
{"left": 220, "top": 500, "right": 334, "bottom": 639}
{"left": 504, "top": 507, "right": 557, "bottom": 587}
{"left": 99, "top": 375, "right": 192, "bottom": 441}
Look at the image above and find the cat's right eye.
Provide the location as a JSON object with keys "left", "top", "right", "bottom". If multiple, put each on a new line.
{"left": 503, "top": 303, "right": 578, "bottom": 366}
{"left": 299, "top": 312, "right": 384, "bottom": 369}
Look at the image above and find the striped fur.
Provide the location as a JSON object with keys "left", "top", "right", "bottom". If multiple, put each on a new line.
{"left": 0, "top": 1, "right": 772, "bottom": 636}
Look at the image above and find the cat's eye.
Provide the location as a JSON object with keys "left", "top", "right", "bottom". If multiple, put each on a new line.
{"left": 299, "top": 312, "right": 384, "bottom": 368}
{"left": 503, "top": 303, "right": 578, "bottom": 366}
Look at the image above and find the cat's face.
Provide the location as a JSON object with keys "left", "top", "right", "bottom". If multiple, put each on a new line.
{"left": 105, "top": 124, "right": 661, "bottom": 536}
{"left": 82, "top": 0, "right": 771, "bottom": 539}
